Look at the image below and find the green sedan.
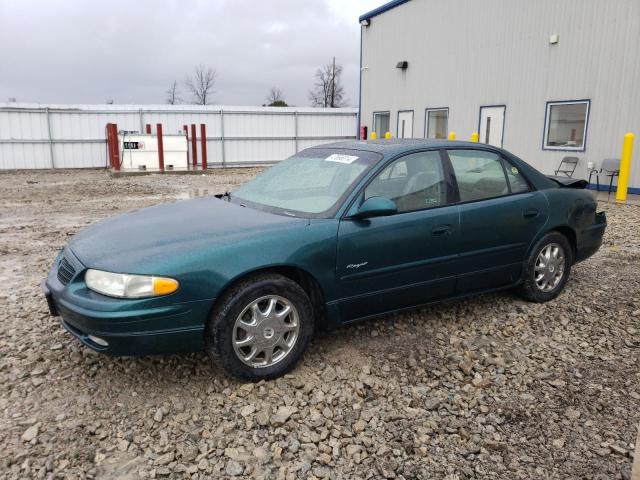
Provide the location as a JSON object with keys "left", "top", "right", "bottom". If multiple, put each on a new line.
{"left": 43, "top": 140, "right": 606, "bottom": 380}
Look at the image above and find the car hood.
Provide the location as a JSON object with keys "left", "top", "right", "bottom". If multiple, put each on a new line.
{"left": 69, "top": 196, "right": 306, "bottom": 272}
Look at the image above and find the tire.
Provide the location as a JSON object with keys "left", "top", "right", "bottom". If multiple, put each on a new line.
{"left": 517, "top": 231, "right": 573, "bottom": 303}
{"left": 205, "top": 273, "right": 314, "bottom": 380}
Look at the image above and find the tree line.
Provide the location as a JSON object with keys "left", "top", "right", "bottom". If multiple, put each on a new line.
{"left": 168, "top": 57, "right": 346, "bottom": 108}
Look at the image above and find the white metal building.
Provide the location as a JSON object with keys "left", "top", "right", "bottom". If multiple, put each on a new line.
{"left": 358, "top": 0, "right": 640, "bottom": 192}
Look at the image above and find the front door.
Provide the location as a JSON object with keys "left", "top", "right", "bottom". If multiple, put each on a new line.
{"left": 335, "top": 150, "right": 459, "bottom": 321}
{"left": 479, "top": 106, "right": 505, "bottom": 147}
{"left": 397, "top": 111, "right": 414, "bottom": 138}
{"left": 446, "top": 148, "right": 548, "bottom": 291}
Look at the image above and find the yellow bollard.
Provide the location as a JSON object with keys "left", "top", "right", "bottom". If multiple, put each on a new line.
{"left": 384, "top": 131, "right": 392, "bottom": 139}
{"left": 615, "top": 132, "right": 635, "bottom": 203}
{"left": 370, "top": 131, "right": 377, "bottom": 140}
{"left": 448, "top": 131, "right": 456, "bottom": 140}
{"left": 471, "top": 132, "right": 479, "bottom": 143}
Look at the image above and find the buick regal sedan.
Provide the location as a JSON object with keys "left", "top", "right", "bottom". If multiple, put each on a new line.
{"left": 43, "top": 140, "right": 606, "bottom": 380}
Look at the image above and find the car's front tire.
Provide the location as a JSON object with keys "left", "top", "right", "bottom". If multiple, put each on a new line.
{"left": 205, "top": 273, "right": 314, "bottom": 380}
{"left": 517, "top": 231, "right": 573, "bottom": 303}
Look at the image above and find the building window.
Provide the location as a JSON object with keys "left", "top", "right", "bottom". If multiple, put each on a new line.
{"left": 543, "top": 100, "right": 590, "bottom": 151}
{"left": 373, "top": 112, "right": 390, "bottom": 137}
{"left": 425, "top": 108, "right": 448, "bottom": 139}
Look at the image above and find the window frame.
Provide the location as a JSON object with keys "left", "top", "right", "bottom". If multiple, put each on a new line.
{"left": 372, "top": 111, "right": 391, "bottom": 137}
{"left": 542, "top": 99, "right": 591, "bottom": 152}
{"left": 396, "top": 109, "right": 414, "bottom": 138}
{"left": 424, "top": 107, "right": 449, "bottom": 139}
{"left": 444, "top": 148, "right": 534, "bottom": 205}
{"left": 343, "top": 148, "right": 457, "bottom": 218}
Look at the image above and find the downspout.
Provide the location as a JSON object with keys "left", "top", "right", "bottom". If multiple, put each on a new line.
{"left": 358, "top": 25, "right": 363, "bottom": 138}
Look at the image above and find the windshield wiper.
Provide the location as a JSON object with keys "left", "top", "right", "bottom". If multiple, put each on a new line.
{"left": 215, "top": 191, "right": 232, "bottom": 202}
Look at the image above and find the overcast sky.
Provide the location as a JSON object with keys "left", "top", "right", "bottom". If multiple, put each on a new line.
{"left": 0, "top": 0, "right": 382, "bottom": 107}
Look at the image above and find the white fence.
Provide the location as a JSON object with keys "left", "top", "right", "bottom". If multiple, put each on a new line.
{"left": 0, "top": 103, "right": 358, "bottom": 169}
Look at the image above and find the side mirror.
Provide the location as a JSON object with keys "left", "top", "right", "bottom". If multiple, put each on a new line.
{"left": 354, "top": 196, "right": 397, "bottom": 219}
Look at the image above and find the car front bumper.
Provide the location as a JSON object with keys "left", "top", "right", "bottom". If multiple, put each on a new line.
{"left": 42, "top": 250, "right": 213, "bottom": 356}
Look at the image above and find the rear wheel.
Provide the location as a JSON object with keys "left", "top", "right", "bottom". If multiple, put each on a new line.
{"left": 517, "top": 232, "right": 573, "bottom": 302}
{"left": 205, "top": 274, "right": 314, "bottom": 380}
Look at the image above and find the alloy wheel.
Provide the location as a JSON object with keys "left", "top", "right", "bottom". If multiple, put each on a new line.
{"left": 534, "top": 243, "right": 565, "bottom": 292}
{"left": 232, "top": 295, "right": 299, "bottom": 368}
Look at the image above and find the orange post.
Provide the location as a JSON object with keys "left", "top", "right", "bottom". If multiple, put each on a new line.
{"left": 106, "top": 123, "right": 120, "bottom": 171}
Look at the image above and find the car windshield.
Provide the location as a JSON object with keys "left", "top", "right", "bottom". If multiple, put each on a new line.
{"left": 231, "top": 148, "right": 381, "bottom": 217}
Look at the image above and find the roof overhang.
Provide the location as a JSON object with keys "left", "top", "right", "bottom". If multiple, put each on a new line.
{"left": 359, "top": 0, "right": 412, "bottom": 23}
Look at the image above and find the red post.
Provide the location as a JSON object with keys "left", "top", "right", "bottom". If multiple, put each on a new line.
{"left": 156, "top": 123, "right": 165, "bottom": 172}
{"left": 106, "top": 123, "right": 120, "bottom": 171}
{"left": 106, "top": 123, "right": 114, "bottom": 168}
{"left": 190, "top": 124, "right": 198, "bottom": 166}
{"left": 145, "top": 124, "right": 151, "bottom": 134}
{"left": 183, "top": 125, "right": 190, "bottom": 166}
{"left": 200, "top": 123, "right": 207, "bottom": 170}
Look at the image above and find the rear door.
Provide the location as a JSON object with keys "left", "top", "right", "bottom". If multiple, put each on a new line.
{"left": 335, "top": 150, "right": 459, "bottom": 321}
{"left": 479, "top": 106, "right": 505, "bottom": 147}
{"left": 446, "top": 149, "right": 548, "bottom": 292}
{"left": 397, "top": 111, "right": 414, "bottom": 138}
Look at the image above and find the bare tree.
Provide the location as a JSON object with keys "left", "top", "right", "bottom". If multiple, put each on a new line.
{"left": 165, "top": 80, "right": 181, "bottom": 105}
{"left": 266, "top": 87, "right": 288, "bottom": 107}
{"left": 308, "top": 57, "right": 346, "bottom": 108}
{"left": 185, "top": 65, "right": 216, "bottom": 105}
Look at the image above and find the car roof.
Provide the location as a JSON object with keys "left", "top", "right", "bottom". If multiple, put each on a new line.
{"left": 319, "top": 139, "right": 557, "bottom": 191}
{"left": 320, "top": 139, "right": 498, "bottom": 156}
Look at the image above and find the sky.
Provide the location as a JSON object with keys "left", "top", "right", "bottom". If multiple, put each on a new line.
{"left": 0, "top": 0, "right": 382, "bottom": 107}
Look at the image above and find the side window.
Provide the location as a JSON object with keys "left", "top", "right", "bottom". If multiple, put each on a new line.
{"left": 448, "top": 150, "right": 509, "bottom": 202}
{"left": 365, "top": 151, "right": 446, "bottom": 213}
{"left": 501, "top": 158, "right": 530, "bottom": 193}
{"left": 378, "top": 160, "right": 407, "bottom": 180}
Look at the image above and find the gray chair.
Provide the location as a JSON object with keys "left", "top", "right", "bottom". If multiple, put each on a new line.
{"left": 601, "top": 158, "right": 620, "bottom": 200}
{"left": 587, "top": 164, "right": 601, "bottom": 191}
{"left": 554, "top": 156, "right": 579, "bottom": 177}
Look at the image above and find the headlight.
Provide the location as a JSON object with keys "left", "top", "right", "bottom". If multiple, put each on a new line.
{"left": 85, "top": 269, "right": 179, "bottom": 298}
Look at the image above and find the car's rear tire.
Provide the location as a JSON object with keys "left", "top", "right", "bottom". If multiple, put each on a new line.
{"left": 517, "top": 231, "right": 573, "bottom": 303}
{"left": 205, "top": 273, "right": 314, "bottom": 380}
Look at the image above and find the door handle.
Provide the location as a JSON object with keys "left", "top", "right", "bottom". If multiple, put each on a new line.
{"left": 523, "top": 208, "right": 539, "bottom": 218}
{"left": 431, "top": 224, "right": 453, "bottom": 236}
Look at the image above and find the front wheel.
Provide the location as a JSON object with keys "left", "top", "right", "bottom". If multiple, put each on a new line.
{"left": 205, "top": 274, "right": 314, "bottom": 380}
{"left": 517, "top": 232, "right": 573, "bottom": 302}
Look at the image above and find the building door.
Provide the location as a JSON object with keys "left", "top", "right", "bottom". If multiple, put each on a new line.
{"left": 397, "top": 111, "right": 414, "bottom": 138}
{"left": 479, "top": 106, "right": 505, "bottom": 147}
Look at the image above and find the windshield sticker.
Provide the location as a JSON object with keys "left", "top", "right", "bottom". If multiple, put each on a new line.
{"left": 511, "top": 167, "right": 519, "bottom": 175}
{"left": 325, "top": 154, "right": 359, "bottom": 164}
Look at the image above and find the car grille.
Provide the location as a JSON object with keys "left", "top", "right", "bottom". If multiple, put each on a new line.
{"left": 57, "top": 257, "right": 76, "bottom": 285}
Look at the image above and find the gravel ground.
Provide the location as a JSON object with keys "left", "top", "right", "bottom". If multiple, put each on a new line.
{"left": 1, "top": 169, "right": 638, "bottom": 480}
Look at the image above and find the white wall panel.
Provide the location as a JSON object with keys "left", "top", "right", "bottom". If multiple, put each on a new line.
{"left": 0, "top": 104, "right": 357, "bottom": 169}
